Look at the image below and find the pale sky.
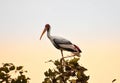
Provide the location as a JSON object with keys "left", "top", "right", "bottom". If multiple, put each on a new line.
{"left": 0, "top": 0, "right": 120, "bottom": 83}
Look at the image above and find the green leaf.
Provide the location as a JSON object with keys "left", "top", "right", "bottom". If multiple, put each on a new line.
{"left": 69, "top": 79, "right": 76, "bottom": 83}
{"left": 69, "top": 58, "right": 79, "bottom": 64}
{"left": 79, "top": 66, "right": 87, "bottom": 72}
{"left": 77, "top": 70, "right": 81, "bottom": 79}
{"left": 56, "top": 75, "right": 62, "bottom": 80}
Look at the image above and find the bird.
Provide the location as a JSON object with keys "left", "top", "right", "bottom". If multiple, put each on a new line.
{"left": 40, "top": 24, "right": 82, "bottom": 59}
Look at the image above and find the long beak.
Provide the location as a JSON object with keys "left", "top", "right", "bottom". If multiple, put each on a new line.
{"left": 40, "top": 27, "right": 47, "bottom": 40}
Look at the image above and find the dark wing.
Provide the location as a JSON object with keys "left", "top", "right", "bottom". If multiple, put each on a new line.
{"left": 53, "top": 37, "right": 72, "bottom": 45}
{"left": 53, "top": 37, "right": 72, "bottom": 49}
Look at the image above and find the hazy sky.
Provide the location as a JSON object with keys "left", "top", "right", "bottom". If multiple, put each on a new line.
{"left": 0, "top": 0, "right": 120, "bottom": 83}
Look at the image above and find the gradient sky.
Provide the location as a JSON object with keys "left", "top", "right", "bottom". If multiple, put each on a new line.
{"left": 0, "top": 0, "right": 120, "bottom": 83}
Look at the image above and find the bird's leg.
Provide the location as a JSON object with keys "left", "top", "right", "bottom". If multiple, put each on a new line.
{"left": 63, "top": 55, "right": 74, "bottom": 58}
{"left": 61, "top": 50, "right": 64, "bottom": 58}
{"left": 64, "top": 53, "right": 81, "bottom": 58}
{"left": 60, "top": 50, "right": 65, "bottom": 66}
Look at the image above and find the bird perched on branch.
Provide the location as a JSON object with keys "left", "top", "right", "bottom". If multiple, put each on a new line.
{"left": 40, "top": 24, "right": 82, "bottom": 58}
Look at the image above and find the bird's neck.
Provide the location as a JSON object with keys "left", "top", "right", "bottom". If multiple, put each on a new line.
{"left": 47, "top": 27, "right": 51, "bottom": 39}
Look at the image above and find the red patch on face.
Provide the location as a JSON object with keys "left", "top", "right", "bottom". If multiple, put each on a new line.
{"left": 45, "top": 24, "right": 50, "bottom": 28}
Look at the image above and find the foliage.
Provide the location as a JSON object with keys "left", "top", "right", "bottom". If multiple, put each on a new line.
{"left": 42, "top": 57, "right": 89, "bottom": 83}
{"left": 0, "top": 63, "right": 30, "bottom": 83}
{"left": 112, "top": 79, "right": 116, "bottom": 83}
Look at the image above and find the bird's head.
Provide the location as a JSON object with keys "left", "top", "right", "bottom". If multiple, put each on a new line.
{"left": 40, "top": 24, "right": 50, "bottom": 40}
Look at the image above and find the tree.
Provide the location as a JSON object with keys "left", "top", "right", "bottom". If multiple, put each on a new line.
{"left": 0, "top": 63, "right": 30, "bottom": 83}
{"left": 42, "top": 57, "right": 89, "bottom": 83}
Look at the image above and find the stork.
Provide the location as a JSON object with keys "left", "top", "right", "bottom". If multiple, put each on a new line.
{"left": 40, "top": 24, "right": 82, "bottom": 59}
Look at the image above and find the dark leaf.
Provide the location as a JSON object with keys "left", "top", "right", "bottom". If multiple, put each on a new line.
{"left": 54, "top": 60, "right": 60, "bottom": 66}
{"left": 3, "top": 67, "right": 9, "bottom": 73}
{"left": 43, "top": 78, "right": 52, "bottom": 83}
{"left": 112, "top": 79, "right": 116, "bottom": 83}
{"left": 17, "top": 66, "right": 23, "bottom": 70}
{"left": 65, "top": 66, "right": 71, "bottom": 71}
{"left": 3, "top": 63, "right": 10, "bottom": 67}
{"left": 19, "top": 71, "right": 23, "bottom": 75}
{"left": 9, "top": 66, "right": 15, "bottom": 71}
{"left": 43, "top": 57, "right": 89, "bottom": 83}
{"left": 48, "top": 69, "right": 53, "bottom": 76}
{"left": 44, "top": 71, "right": 49, "bottom": 76}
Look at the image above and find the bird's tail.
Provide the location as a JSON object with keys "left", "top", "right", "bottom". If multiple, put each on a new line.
{"left": 72, "top": 44, "right": 82, "bottom": 57}
{"left": 73, "top": 44, "right": 82, "bottom": 53}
